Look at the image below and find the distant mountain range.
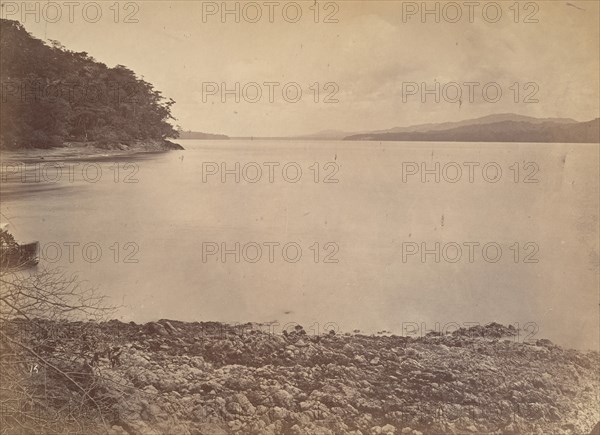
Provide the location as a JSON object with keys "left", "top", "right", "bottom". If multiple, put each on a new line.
{"left": 343, "top": 114, "right": 599, "bottom": 143}
{"left": 178, "top": 131, "right": 230, "bottom": 140}
{"left": 182, "top": 114, "right": 599, "bottom": 143}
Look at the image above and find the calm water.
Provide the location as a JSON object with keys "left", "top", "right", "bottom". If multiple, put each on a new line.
{"left": 1, "top": 140, "right": 598, "bottom": 350}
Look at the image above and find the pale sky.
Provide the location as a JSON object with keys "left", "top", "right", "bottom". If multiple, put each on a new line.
{"left": 3, "top": 0, "right": 599, "bottom": 136}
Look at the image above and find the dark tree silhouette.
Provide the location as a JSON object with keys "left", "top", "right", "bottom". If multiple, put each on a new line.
{"left": 0, "top": 19, "right": 179, "bottom": 149}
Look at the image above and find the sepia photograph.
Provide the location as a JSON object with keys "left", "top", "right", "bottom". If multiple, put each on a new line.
{"left": 0, "top": 1, "right": 599, "bottom": 434}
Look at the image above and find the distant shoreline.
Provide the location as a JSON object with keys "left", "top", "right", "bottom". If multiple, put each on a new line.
{"left": 224, "top": 114, "right": 600, "bottom": 142}
{"left": 178, "top": 132, "right": 230, "bottom": 140}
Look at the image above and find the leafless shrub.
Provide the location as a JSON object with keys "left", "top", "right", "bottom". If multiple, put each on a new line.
{"left": 0, "top": 266, "right": 119, "bottom": 434}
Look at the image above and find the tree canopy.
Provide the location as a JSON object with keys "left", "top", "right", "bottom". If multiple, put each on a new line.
{"left": 0, "top": 19, "right": 178, "bottom": 149}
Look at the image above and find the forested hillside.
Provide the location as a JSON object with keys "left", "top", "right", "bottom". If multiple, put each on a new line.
{"left": 0, "top": 19, "right": 178, "bottom": 149}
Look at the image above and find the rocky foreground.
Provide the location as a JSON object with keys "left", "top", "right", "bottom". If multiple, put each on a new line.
{"left": 1, "top": 321, "right": 598, "bottom": 435}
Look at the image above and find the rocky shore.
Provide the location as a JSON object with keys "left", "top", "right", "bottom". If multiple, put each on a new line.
{"left": 1, "top": 321, "right": 598, "bottom": 434}
{"left": 0, "top": 139, "right": 183, "bottom": 164}
{"left": 73, "top": 139, "right": 184, "bottom": 152}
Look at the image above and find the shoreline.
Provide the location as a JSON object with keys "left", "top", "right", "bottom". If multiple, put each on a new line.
{"left": 1, "top": 319, "right": 598, "bottom": 434}
{"left": 0, "top": 139, "right": 184, "bottom": 164}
